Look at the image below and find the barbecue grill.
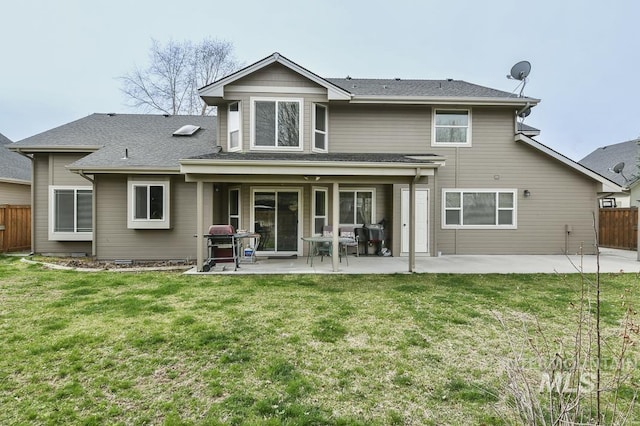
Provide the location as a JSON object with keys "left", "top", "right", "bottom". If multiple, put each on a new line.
{"left": 363, "top": 223, "right": 385, "bottom": 256}
{"left": 203, "top": 224, "right": 240, "bottom": 271}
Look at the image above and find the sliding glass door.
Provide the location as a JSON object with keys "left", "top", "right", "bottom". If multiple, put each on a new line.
{"left": 252, "top": 189, "right": 302, "bottom": 255}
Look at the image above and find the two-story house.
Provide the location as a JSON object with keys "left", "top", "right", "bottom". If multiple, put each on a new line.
{"left": 9, "top": 52, "right": 621, "bottom": 271}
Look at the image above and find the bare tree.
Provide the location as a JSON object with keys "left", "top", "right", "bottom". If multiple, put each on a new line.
{"left": 120, "top": 38, "right": 241, "bottom": 115}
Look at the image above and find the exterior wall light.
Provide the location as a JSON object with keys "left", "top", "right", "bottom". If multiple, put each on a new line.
{"left": 523, "top": 189, "right": 531, "bottom": 197}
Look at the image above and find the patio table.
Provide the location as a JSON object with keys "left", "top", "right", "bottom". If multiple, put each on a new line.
{"left": 301, "top": 236, "right": 355, "bottom": 267}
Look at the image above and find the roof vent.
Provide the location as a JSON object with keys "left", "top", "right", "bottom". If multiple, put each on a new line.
{"left": 447, "top": 78, "right": 453, "bottom": 82}
{"left": 107, "top": 112, "right": 116, "bottom": 117}
{"left": 163, "top": 114, "right": 170, "bottom": 117}
{"left": 173, "top": 125, "right": 201, "bottom": 136}
{"left": 346, "top": 75, "right": 351, "bottom": 80}
{"left": 395, "top": 77, "right": 401, "bottom": 81}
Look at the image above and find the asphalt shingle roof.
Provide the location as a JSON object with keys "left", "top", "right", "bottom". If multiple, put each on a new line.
{"left": 579, "top": 139, "right": 639, "bottom": 187}
{"left": 0, "top": 132, "right": 31, "bottom": 182}
{"left": 325, "top": 78, "right": 524, "bottom": 99}
{"left": 12, "top": 114, "right": 218, "bottom": 170}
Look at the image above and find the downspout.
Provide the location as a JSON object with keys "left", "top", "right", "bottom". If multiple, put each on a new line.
{"left": 408, "top": 168, "right": 421, "bottom": 272}
{"left": 432, "top": 167, "right": 438, "bottom": 257}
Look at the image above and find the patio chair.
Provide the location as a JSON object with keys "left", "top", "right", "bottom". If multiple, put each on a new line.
{"left": 317, "top": 225, "right": 333, "bottom": 261}
{"left": 339, "top": 226, "right": 359, "bottom": 259}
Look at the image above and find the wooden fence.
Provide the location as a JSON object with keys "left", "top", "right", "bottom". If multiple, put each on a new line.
{"left": 0, "top": 205, "right": 31, "bottom": 253}
{"left": 599, "top": 207, "right": 638, "bottom": 250}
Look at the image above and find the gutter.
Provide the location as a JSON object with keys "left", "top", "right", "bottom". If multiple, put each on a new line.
{"left": 349, "top": 96, "right": 540, "bottom": 106}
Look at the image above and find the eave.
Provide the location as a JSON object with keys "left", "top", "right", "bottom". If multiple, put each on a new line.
{"left": 0, "top": 177, "right": 30, "bottom": 185}
{"left": 67, "top": 165, "right": 181, "bottom": 175}
{"left": 8, "top": 146, "right": 101, "bottom": 154}
{"left": 349, "top": 96, "right": 540, "bottom": 106}
{"left": 180, "top": 157, "right": 445, "bottom": 179}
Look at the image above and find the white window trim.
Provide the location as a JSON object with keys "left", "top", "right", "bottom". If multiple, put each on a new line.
{"left": 227, "top": 101, "right": 242, "bottom": 152}
{"left": 431, "top": 108, "right": 472, "bottom": 147}
{"left": 48, "top": 185, "right": 93, "bottom": 241}
{"left": 228, "top": 187, "right": 241, "bottom": 230}
{"left": 339, "top": 188, "right": 376, "bottom": 227}
{"left": 441, "top": 188, "right": 517, "bottom": 229}
{"left": 312, "top": 187, "right": 328, "bottom": 236}
{"left": 127, "top": 177, "right": 171, "bottom": 229}
{"left": 250, "top": 96, "right": 304, "bottom": 151}
{"left": 312, "top": 103, "right": 328, "bottom": 153}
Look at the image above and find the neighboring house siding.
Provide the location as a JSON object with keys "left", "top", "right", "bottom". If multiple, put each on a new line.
{"left": 33, "top": 154, "right": 92, "bottom": 255}
{"left": 95, "top": 175, "right": 213, "bottom": 261}
{"left": 0, "top": 182, "right": 30, "bottom": 205}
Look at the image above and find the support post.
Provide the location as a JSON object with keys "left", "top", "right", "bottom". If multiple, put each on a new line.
{"left": 332, "top": 182, "right": 339, "bottom": 272}
{"left": 196, "top": 180, "right": 204, "bottom": 272}
{"left": 409, "top": 179, "right": 416, "bottom": 272}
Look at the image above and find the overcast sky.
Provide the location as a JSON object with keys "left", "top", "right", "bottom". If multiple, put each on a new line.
{"left": 1, "top": 0, "right": 638, "bottom": 161}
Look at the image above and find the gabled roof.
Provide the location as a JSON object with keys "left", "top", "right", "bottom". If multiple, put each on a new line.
{"left": 199, "top": 52, "right": 352, "bottom": 101}
{"left": 516, "top": 134, "right": 624, "bottom": 193}
{"left": 0, "top": 132, "right": 31, "bottom": 183}
{"left": 200, "top": 52, "right": 539, "bottom": 107}
{"left": 578, "top": 138, "right": 639, "bottom": 188}
{"left": 10, "top": 114, "right": 218, "bottom": 172}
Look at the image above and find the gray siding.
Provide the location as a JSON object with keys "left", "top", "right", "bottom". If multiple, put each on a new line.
{"left": 0, "top": 182, "right": 30, "bottom": 205}
{"left": 329, "top": 104, "right": 430, "bottom": 153}
{"left": 95, "top": 175, "right": 212, "bottom": 261}
{"left": 33, "top": 153, "right": 92, "bottom": 255}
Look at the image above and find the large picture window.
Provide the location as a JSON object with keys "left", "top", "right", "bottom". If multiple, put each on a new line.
{"left": 443, "top": 189, "right": 516, "bottom": 229}
{"left": 433, "top": 109, "right": 471, "bottom": 146}
{"left": 128, "top": 178, "right": 170, "bottom": 229}
{"left": 251, "top": 97, "right": 303, "bottom": 150}
{"left": 49, "top": 186, "right": 93, "bottom": 241}
{"left": 339, "top": 189, "right": 375, "bottom": 225}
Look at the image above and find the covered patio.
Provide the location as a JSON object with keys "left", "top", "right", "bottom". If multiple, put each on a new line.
{"left": 180, "top": 153, "right": 445, "bottom": 273}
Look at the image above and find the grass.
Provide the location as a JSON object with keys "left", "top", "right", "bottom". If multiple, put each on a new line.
{"left": 0, "top": 256, "right": 638, "bottom": 424}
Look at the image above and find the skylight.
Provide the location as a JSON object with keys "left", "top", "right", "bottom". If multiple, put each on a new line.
{"left": 173, "top": 125, "right": 201, "bottom": 136}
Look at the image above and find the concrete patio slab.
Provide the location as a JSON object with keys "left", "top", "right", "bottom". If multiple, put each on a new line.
{"left": 184, "top": 248, "right": 640, "bottom": 275}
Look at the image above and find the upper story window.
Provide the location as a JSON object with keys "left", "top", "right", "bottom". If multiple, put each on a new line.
{"left": 432, "top": 109, "right": 471, "bottom": 147}
{"left": 127, "top": 177, "right": 170, "bottom": 229}
{"left": 49, "top": 186, "right": 93, "bottom": 241}
{"left": 228, "top": 102, "right": 241, "bottom": 152}
{"left": 313, "top": 104, "right": 328, "bottom": 152}
{"left": 443, "top": 189, "right": 516, "bottom": 229}
{"left": 251, "top": 97, "right": 303, "bottom": 150}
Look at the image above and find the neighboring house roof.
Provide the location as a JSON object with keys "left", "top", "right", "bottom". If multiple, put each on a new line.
{"left": 200, "top": 52, "right": 540, "bottom": 107}
{"left": 517, "top": 122, "right": 541, "bottom": 137}
{"left": 578, "top": 138, "right": 639, "bottom": 188}
{"left": 516, "top": 134, "right": 624, "bottom": 193}
{"left": 0, "top": 132, "right": 31, "bottom": 183}
{"left": 10, "top": 114, "right": 217, "bottom": 172}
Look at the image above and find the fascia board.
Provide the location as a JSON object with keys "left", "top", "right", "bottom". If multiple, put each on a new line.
{"left": 67, "top": 166, "right": 181, "bottom": 175}
{"left": 180, "top": 159, "right": 444, "bottom": 176}
{"left": 350, "top": 96, "right": 541, "bottom": 106}
{"left": 515, "top": 134, "right": 625, "bottom": 192}
{"left": 8, "top": 146, "right": 101, "bottom": 153}
{"left": 0, "top": 177, "right": 30, "bottom": 185}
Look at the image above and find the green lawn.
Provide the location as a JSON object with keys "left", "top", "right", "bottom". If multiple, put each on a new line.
{"left": 0, "top": 256, "right": 638, "bottom": 425}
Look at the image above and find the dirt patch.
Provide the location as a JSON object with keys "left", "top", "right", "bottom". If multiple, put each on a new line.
{"left": 28, "top": 257, "right": 195, "bottom": 272}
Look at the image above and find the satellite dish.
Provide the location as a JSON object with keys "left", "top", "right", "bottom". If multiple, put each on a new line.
{"left": 508, "top": 61, "right": 531, "bottom": 81}
{"left": 612, "top": 162, "right": 625, "bottom": 174}
{"left": 518, "top": 106, "right": 532, "bottom": 118}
